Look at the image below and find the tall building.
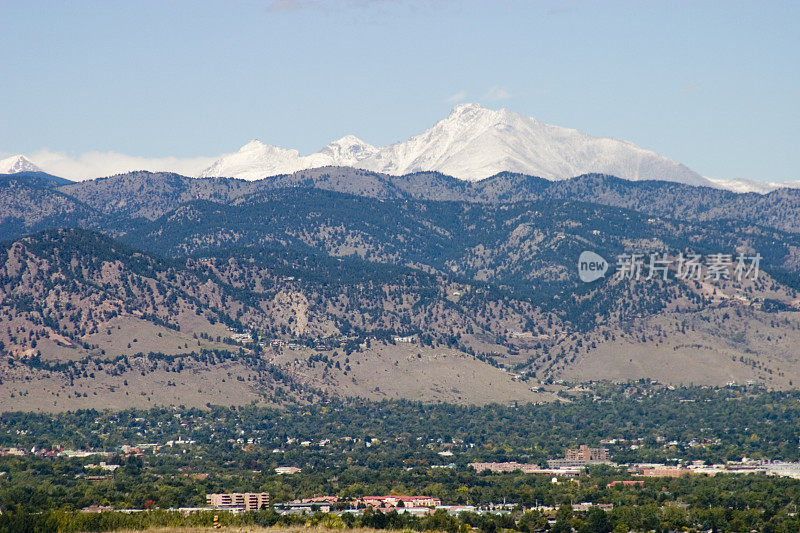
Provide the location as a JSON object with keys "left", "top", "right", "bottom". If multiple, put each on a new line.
{"left": 565, "top": 445, "right": 609, "bottom": 462}
{"left": 206, "top": 492, "right": 270, "bottom": 511}
{"left": 548, "top": 445, "right": 611, "bottom": 468}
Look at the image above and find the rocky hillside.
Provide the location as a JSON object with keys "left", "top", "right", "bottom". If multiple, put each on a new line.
{"left": 0, "top": 229, "right": 567, "bottom": 410}
{"left": 3, "top": 169, "right": 800, "bottom": 410}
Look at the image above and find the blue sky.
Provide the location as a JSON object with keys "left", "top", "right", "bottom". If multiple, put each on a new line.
{"left": 1, "top": 0, "right": 798, "bottom": 181}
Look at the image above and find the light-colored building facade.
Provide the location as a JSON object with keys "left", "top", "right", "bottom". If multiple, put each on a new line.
{"left": 206, "top": 492, "right": 270, "bottom": 511}
{"left": 359, "top": 495, "right": 441, "bottom": 508}
{"left": 548, "top": 445, "right": 611, "bottom": 468}
{"left": 565, "top": 445, "right": 609, "bottom": 462}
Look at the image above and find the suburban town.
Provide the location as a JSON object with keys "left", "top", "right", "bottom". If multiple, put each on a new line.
{"left": 6, "top": 440, "right": 800, "bottom": 518}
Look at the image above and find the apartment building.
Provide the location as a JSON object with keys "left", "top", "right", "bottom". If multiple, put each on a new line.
{"left": 565, "top": 445, "right": 609, "bottom": 462}
{"left": 206, "top": 492, "right": 270, "bottom": 511}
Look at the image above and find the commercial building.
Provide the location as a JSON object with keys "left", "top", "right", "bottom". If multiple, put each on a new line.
{"left": 468, "top": 462, "right": 581, "bottom": 476}
{"left": 275, "top": 502, "right": 332, "bottom": 514}
{"left": 633, "top": 466, "right": 690, "bottom": 478}
{"left": 358, "top": 495, "right": 441, "bottom": 508}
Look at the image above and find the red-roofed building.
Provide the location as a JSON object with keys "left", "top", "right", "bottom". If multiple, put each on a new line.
{"left": 358, "top": 495, "right": 441, "bottom": 508}
{"left": 607, "top": 480, "right": 644, "bottom": 488}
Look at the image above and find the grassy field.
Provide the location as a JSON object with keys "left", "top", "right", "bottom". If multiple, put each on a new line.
{"left": 108, "top": 526, "right": 386, "bottom": 533}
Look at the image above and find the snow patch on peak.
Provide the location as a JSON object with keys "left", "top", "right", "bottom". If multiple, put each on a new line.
{"left": 329, "top": 134, "right": 368, "bottom": 145}
{"left": 238, "top": 140, "right": 299, "bottom": 157}
{"left": 0, "top": 155, "right": 42, "bottom": 174}
{"left": 449, "top": 102, "right": 485, "bottom": 115}
{"left": 708, "top": 177, "right": 800, "bottom": 194}
{"left": 324, "top": 135, "right": 374, "bottom": 153}
{"left": 319, "top": 135, "right": 377, "bottom": 166}
{"left": 239, "top": 139, "right": 268, "bottom": 151}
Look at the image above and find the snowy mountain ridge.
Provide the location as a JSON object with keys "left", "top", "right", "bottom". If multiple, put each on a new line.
{"left": 198, "top": 103, "right": 712, "bottom": 187}
{"left": 197, "top": 136, "right": 378, "bottom": 181}
{"left": 4, "top": 105, "right": 796, "bottom": 193}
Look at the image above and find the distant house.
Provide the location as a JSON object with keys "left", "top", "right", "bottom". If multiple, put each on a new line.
{"left": 84, "top": 461, "right": 120, "bottom": 471}
{"left": 230, "top": 332, "right": 253, "bottom": 343}
{"left": 633, "top": 466, "right": 690, "bottom": 478}
{"left": 470, "top": 461, "right": 539, "bottom": 473}
{"left": 573, "top": 502, "right": 614, "bottom": 512}
{"left": 0, "top": 448, "right": 26, "bottom": 456}
{"left": 295, "top": 496, "right": 339, "bottom": 504}
{"left": 469, "top": 462, "right": 581, "bottom": 476}
{"left": 275, "top": 502, "right": 331, "bottom": 514}
{"left": 81, "top": 505, "right": 115, "bottom": 513}
{"left": 607, "top": 480, "right": 644, "bottom": 488}
{"left": 275, "top": 466, "right": 301, "bottom": 474}
{"left": 438, "top": 505, "right": 477, "bottom": 515}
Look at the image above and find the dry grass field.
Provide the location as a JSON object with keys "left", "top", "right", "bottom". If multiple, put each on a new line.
{"left": 106, "top": 526, "right": 394, "bottom": 533}
{"left": 272, "top": 342, "right": 558, "bottom": 404}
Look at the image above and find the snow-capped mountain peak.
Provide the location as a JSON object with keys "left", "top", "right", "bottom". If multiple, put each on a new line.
{"left": 198, "top": 135, "right": 378, "bottom": 180}
{"left": 199, "top": 103, "right": 712, "bottom": 186}
{"left": 448, "top": 102, "right": 489, "bottom": 118}
{"left": 0, "top": 154, "right": 43, "bottom": 174}
{"left": 238, "top": 139, "right": 300, "bottom": 158}
{"left": 240, "top": 139, "right": 269, "bottom": 151}
{"left": 318, "top": 135, "right": 377, "bottom": 165}
{"left": 198, "top": 140, "right": 303, "bottom": 180}
{"left": 358, "top": 103, "right": 710, "bottom": 185}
